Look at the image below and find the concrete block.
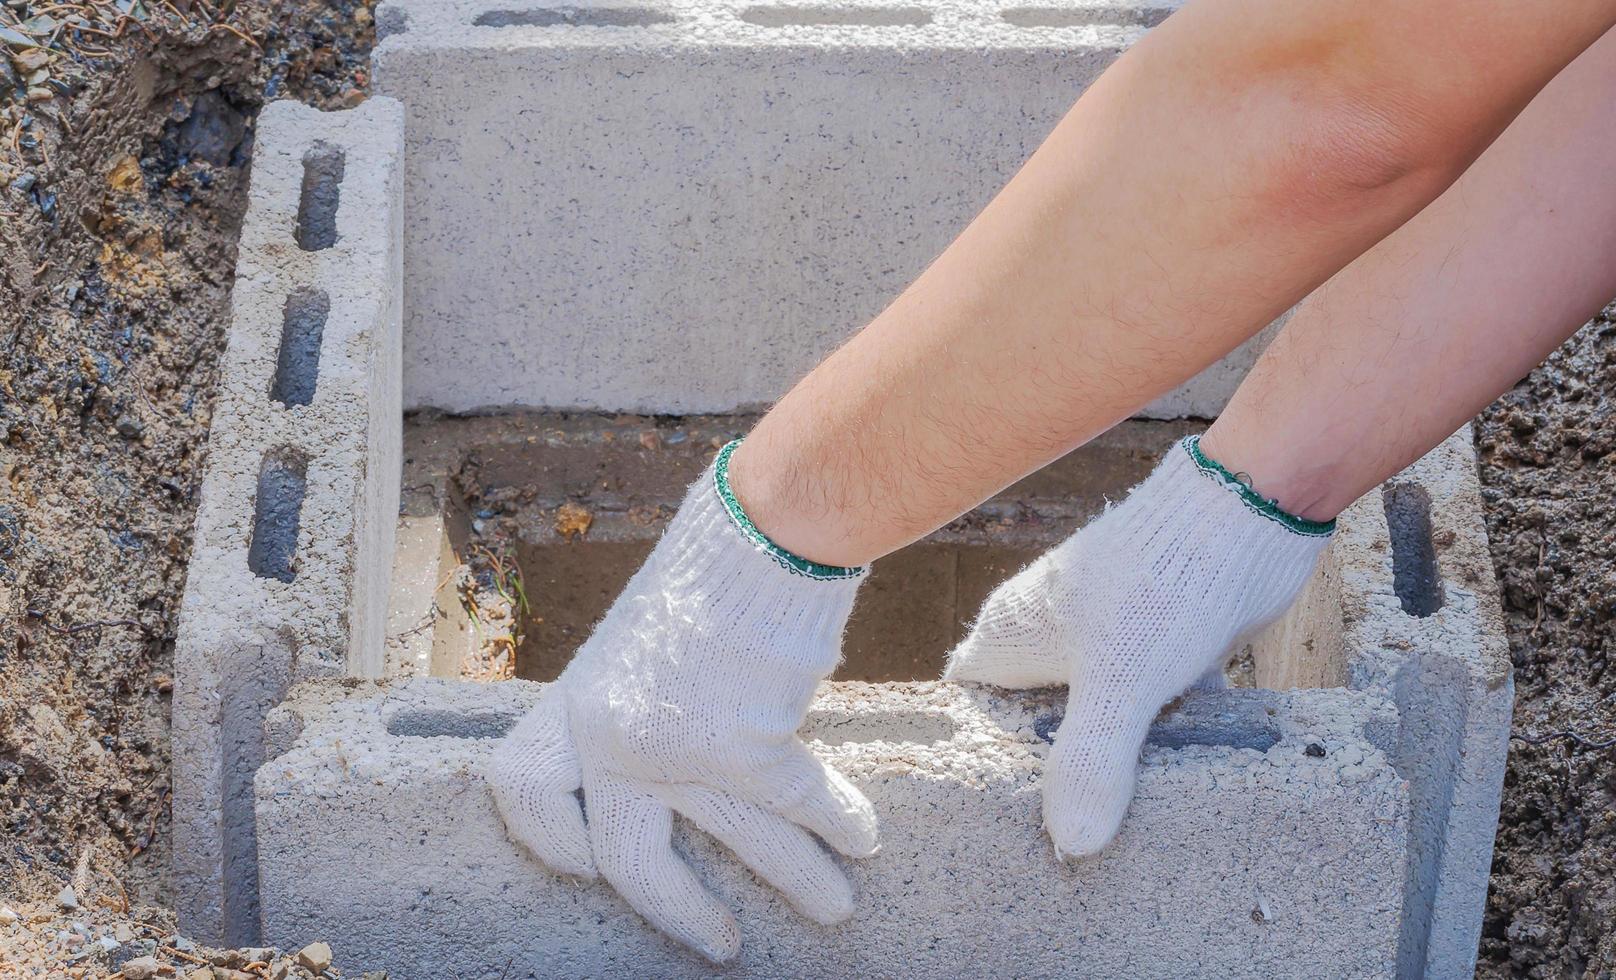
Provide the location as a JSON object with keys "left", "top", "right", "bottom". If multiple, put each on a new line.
{"left": 1335, "top": 427, "right": 1514, "bottom": 979}
{"left": 170, "top": 97, "right": 406, "bottom": 945}
{"left": 257, "top": 677, "right": 1407, "bottom": 978}
{"left": 371, "top": 0, "right": 1267, "bottom": 419}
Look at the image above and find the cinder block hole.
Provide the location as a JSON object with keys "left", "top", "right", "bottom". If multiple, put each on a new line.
{"left": 738, "top": 5, "right": 932, "bottom": 27}
{"left": 295, "top": 144, "right": 345, "bottom": 252}
{"left": 270, "top": 288, "right": 329, "bottom": 408}
{"left": 1000, "top": 5, "right": 1171, "bottom": 28}
{"left": 474, "top": 7, "right": 676, "bottom": 27}
{"left": 248, "top": 449, "right": 309, "bottom": 584}
{"left": 1382, "top": 481, "right": 1444, "bottom": 618}
{"left": 387, "top": 708, "right": 518, "bottom": 739}
{"left": 1035, "top": 701, "right": 1283, "bottom": 751}
{"left": 399, "top": 414, "right": 1344, "bottom": 689}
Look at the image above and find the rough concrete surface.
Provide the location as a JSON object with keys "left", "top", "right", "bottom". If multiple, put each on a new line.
{"left": 371, "top": 0, "right": 1270, "bottom": 419}
{"left": 169, "top": 97, "right": 405, "bottom": 946}
{"left": 258, "top": 677, "right": 1406, "bottom": 979}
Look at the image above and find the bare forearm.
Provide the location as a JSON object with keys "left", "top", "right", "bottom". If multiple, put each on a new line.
{"left": 731, "top": 0, "right": 1616, "bottom": 566}
{"left": 1202, "top": 24, "right": 1616, "bottom": 520}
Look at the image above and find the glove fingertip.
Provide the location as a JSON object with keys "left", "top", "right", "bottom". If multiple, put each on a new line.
{"left": 696, "top": 917, "right": 742, "bottom": 964}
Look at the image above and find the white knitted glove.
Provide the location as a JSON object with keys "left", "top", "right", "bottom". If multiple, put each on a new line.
{"left": 945, "top": 436, "right": 1332, "bottom": 858}
{"left": 487, "top": 442, "right": 878, "bottom": 962}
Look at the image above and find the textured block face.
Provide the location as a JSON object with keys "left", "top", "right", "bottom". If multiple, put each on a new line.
{"left": 372, "top": 0, "right": 1270, "bottom": 418}
{"left": 257, "top": 678, "right": 1407, "bottom": 979}
{"left": 170, "top": 98, "right": 406, "bottom": 945}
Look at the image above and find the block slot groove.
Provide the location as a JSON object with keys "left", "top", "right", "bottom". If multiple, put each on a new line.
{"left": 248, "top": 450, "right": 308, "bottom": 584}
{"left": 1000, "top": 5, "right": 1171, "bottom": 28}
{"left": 388, "top": 709, "right": 518, "bottom": 739}
{"left": 270, "top": 288, "right": 329, "bottom": 407}
{"left": 739, "top": 5, "right": 932, "bottom": 26}
{"left": 1382, "top": 482, "right": 1444, "bottom": 617}
{"left": 295, "top": 144, "right": 345, "bottom": 252}
{"left": 475, "top": 7, "right": 676, "bottom": 26}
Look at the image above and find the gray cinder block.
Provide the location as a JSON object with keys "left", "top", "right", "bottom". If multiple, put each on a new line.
{"left": 257, "top": 678, "right": 1408, "bottom": 978}
{"left": 170, "top": 97, "right": 406, "bottom": 945}
{"left": 371, "top": 0, "right": 1270, "bottom": 419}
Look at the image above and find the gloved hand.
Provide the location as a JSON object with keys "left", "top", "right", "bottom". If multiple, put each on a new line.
{"left": 944, "top": 436, "right": 1332, "bottom": 858}
{"left": 487, "top": 441, "right": 878, "bottom": 961}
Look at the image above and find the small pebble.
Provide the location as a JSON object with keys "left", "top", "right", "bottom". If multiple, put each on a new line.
{"left": 121, "top": 955, "right": 161, "bottom": 980}
{"left": 57, "top": 886, "right": 78, "bottom": 910}
{"left": 296, "top": 941, "right": 333, "bottom": 974}
{"left": 0, "top": 906, "right": 17, "bottom": 925}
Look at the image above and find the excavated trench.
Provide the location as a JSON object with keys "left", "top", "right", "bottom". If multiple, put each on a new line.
{"left": 391, "top": 411, "right": 1348, "bottom": 689}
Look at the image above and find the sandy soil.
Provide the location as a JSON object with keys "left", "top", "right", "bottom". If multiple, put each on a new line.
{"left": 0, "top": 2, "right": 378, "bottom": 974}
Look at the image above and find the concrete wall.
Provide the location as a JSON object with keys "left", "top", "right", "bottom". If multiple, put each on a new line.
{"left": 257, "top": 677, "right": 1406, "bottom": 978}
{"left": 371, "top": 0, "right": 1273, "bottom": 419}
{"left": 253, "top": 428, "right": 1510, "bottom": 978}
{"left": 170, "top": 97, "right": 405, "bottom": 945}
{"left": 169, "top": 3, "right": 1515, "bottom": 972}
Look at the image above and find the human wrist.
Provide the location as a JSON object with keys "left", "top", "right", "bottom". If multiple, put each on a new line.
{"left": 724, "top": 436, "right": 875, "bottom": 568}
{"left": 712, "top": 440, "right": 868, "bottom": 581}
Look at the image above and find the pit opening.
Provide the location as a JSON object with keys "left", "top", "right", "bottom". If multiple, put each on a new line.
{"left": 248, "top": 449, "right": 308, "bottom": 583}
{"left": 295, "top": 144, "right": 345, "bottom": 252}
{"left": 392, "top": 413, "right": 1345, "bottom": 690}
{"left": 1000, "top": 5, "right": 1172, "bottom": 28}
{"left": 474, "top": 7, "right": 677, "bottom": 27}
{"left": 1382, "top": 481, "right": 1444, "bottom": 618}
{"left": 739, "top": 5, "right": 932, "bottom": 26}
{"left": 270, "top": 288, "right": 329, "bottom": 408}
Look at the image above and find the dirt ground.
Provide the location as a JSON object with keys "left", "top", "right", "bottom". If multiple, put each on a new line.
{"left": 0, "top": 3, "right": 1614, "bottom": 976}
{"left": 1475, "top": 311, "right": 1616, "bottom": 979}
{"left": 0, "top": 1, "right": 377, "bottom": 974}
